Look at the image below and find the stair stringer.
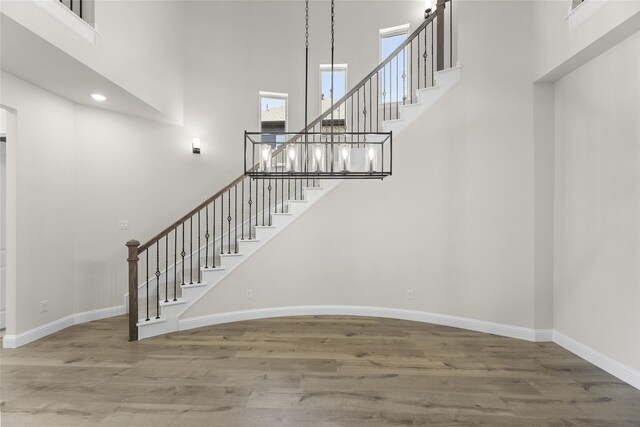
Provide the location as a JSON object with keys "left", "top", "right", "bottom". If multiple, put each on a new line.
{"left": 138, "top": 66, "right": 461, "bottom": 340}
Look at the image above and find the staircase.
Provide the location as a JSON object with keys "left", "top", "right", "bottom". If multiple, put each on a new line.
{"left": 127, "top": 4, "right": 458, "bottom": 341}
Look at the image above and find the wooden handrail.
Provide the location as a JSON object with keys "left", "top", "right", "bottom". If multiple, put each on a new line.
{"left": 137, "top": 12, "right": 438, "bottom": 254}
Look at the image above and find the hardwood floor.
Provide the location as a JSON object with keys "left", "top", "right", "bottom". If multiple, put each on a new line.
{"left": 1, "top": 315, "right": 640, "bottom": 426}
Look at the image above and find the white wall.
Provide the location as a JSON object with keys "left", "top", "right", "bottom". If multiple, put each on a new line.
{"left": 184, "top": 0, "right": 539, "bottom": 330}
{"left": 554, "top": 31, "right": 640, "bottom": 371}
{"left": 1, "top": 73, "right": 76, "bottom": 334}
{"left": 0, "top": 70, "right": 222, "bottom": 334}
{"left": 532, "top": 0, "right": 640, "bottom": 81}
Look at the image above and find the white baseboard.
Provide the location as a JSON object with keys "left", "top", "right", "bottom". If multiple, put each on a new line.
{"left": 553, "top": 330, "right": 640, "bottom": 391}
{"left": 2, "top": 305, "right": 125, "bottom": 348}
{"left": 179, "top": 305, "right": 553, "bottom": 343}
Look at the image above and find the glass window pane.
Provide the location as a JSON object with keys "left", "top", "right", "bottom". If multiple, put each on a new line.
{"left": 260, "top": 96, "right": 286, "bottom": 143}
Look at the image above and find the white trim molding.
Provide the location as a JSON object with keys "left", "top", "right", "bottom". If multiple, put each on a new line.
{"left": 179, "top": 305, "right": 553, "bottom": 343}
{"left": 565, "top": 0, "right": 608, "bottom": 30}
{"left": 2, "top": 305, "right": 125, "bottom": 348}
{"left": 553, "top": 330, "right": 640, "bottom": 391}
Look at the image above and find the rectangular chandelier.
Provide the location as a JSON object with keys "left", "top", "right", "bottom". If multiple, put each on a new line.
{"left": 244, "top": 132, "right": 392, "bottom": 179}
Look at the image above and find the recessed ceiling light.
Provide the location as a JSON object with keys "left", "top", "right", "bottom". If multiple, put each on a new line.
{"left": 91, "top": 93, "right": 107, "bottom": 102}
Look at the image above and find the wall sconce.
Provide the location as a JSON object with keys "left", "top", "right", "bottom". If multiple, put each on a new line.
{"left": 192, "top": 137, "right": 201, "bottom": 154}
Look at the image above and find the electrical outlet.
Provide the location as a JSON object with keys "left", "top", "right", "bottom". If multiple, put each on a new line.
{"left": 118, "top": 220, "right": 129, "bottom": 230}
{"left": 407, "top": 289, "right": 413, "bottom": 300}
{"left": 40, "top": 300, "right": 49, "bottom": 313}
{"left": 246, "top": 289, "right": 253, "bottom": 299}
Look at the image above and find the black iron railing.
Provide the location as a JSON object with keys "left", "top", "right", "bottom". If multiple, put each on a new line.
{"left": 126, "top": 0, "right": 454, "bottom": 341}
{"left": 59, "top": 0, "right": 86, "bottom": 21}
{"left": 245, "top": 132, "right": 392, "bottom": 179}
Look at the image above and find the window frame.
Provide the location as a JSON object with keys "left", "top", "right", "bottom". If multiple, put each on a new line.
{"left": 258, "top": 91, "right": 289, "bottom": 134}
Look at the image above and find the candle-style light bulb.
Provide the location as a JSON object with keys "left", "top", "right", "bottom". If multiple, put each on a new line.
{"left": 288, "top": 146, "right": 296, "bottom": 172}
{"left": 262, "top": 146, "right": 271, "bottom": 172}
{"left": 314, "top": 145, "right": 323, "bottom": 172}
{"left": 340, "top": 145, "right": 349, "bottom": 172}
{"left": 368, "top": 146, "right": 375, "bottom": 172}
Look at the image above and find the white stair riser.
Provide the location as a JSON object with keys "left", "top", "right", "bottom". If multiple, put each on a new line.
{"left": 138, "top": 319, "right": 169, "bottom": 340}
{"left": 238, "top": 239, "right": 262, "bottom": 255}
{"left": 288, "top": 201, "right": 309, "bottom": 215}
{"left": 272, "top": 214, "right": 294, "bottom": 228}
{"left": 181, "top": 285, "right": 209, "bottom": 301}
{"left": 219, "top": 255, "right": 244, "bottom": 269}
{"left": 255, "top": 227, "right": 277, "bottom": 240}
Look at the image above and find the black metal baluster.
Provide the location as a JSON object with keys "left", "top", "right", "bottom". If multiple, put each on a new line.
{"left": 430, "top": 25, "right": 433, "bottom": 87}
{"left": 212, "top": 199, "right": 216, "bottom": 267}
{"left": 364, "top": 85, "right": 367, "bottom": 138}
{"left": 155, "top": 241, "right": 160, "bottom": 319}
{"left": 268, "top": 179, "right": 272, "bottom": 226}
{"left": 450, "top": 0, "right": 453, "bottom": 68}
{"left": 220, "top": 193, "right": 224, "bottom": 254}
{"left": 376, "top": 72, "right": 380, "bottom": 131}
{"left": 256, "top": 177, "right": 260, "bottom": 224}
{"left": 351, "top": 94, "right": 354, "bottom": 138}
{"left": 165, "top": 235, "right": 168, "bottom": 302}
{"left": 173, "top": 227, "right": 177, "bottom": 301}
{"left": 234, "top": 185, "right": 238, "bottom": 253}
{"left": 205, "top": 205, "right": 209, "bottom": 268}
{"left": 382, "top": 68, "right": 386, "bottom": 121}
{"left": 145, "top": 250, "right": 149, "bottom": 321}
{"left": 274, "top": 159, "right": 278, "bottom": 213}
{"left": 424, "top": 21, "right": 436, "bottom": 86}
{"left": 396, "top": 55, "right": 399, "bottom": 118}
{"left": 402, "top": 46, "right": 407, "bottom": 106}
{"left": 180, "top": 223, "right": 185, "bottom": 286}
{"left": 388, "top": 54, "right": 393, "bottom": 120}
{"left": 227, "top": 188, "right": 231, "bottom": 254}
{"left": 369, "top": 78, "right": 373, "bottom": 132}
{"left": 410, "top": 40, "right": 413, "bottom": 102}
{"left": 248, "top": 178, "right": 253, "bottom": 240}
{"left": 189, "top": 216, "right": 193, "bottom": 284}
{"left": 241, "top": 180, "right": 245, "bottom": 240}
{"left": 197, "top": 211, "right": 201, "bottom": 283}
{"left": 262, "top": 179, "right": 265, "bottom": 226}
{"left": 418, "top": 30, "right": 421, "bottom": 89}
{"left": 357, "top": 88, "right": 360, "bottom": 146}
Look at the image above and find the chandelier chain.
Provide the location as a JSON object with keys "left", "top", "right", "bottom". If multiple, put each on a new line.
{"left": 305, "top": 0, "right": 309, "bottom": 47}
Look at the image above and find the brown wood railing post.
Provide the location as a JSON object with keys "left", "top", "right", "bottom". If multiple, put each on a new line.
{"left": 436, "top": 0, "right": 445, "bottom": 71}
{"left": 126, "top": 240, "right": 140, "bottom": 342}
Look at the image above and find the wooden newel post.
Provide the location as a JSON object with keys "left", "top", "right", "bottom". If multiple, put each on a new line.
{"left": 436, "top": 0, "right": 445, "bottom": 71}
{"left": 126, "top": 240, "right": 140, "bottom": 342}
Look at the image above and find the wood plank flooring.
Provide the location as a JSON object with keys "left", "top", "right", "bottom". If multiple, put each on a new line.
{"left": 1, "top": 315, "right": 640, "bottom": 426}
